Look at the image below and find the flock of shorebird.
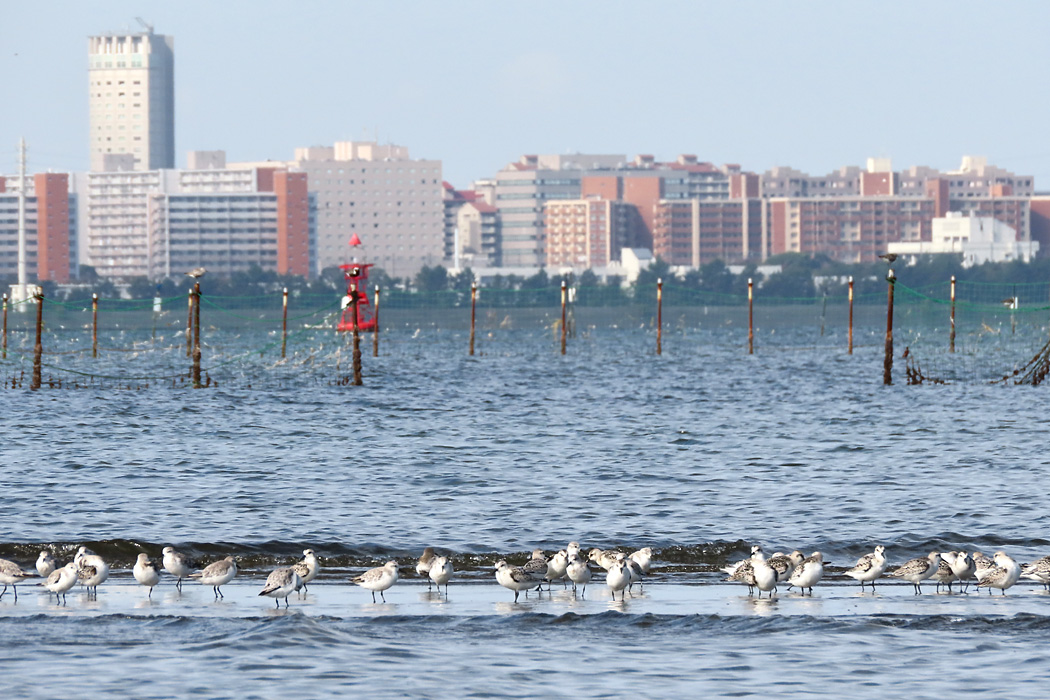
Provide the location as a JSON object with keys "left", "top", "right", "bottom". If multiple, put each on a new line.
{"left": 1, "top": 543, "right": 1049, "bottom": 607}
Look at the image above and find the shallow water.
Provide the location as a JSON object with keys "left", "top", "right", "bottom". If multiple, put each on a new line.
{"left": 3, "top": 327, "right": 1050, "bottom": 697}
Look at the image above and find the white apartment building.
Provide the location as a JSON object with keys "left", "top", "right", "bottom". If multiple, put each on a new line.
{"left": 888, "top": 212, "right": 1039, "bottom": 266}
{"left": 86, "top": 153, "right": 314, "bottom": 280}
{"left": 88, "top": 29, "right": 175, "bottom": 172}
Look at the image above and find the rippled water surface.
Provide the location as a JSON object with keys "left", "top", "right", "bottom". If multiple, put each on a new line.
{"left": 3, "top": 327, "right": 1050, "bottom": 698}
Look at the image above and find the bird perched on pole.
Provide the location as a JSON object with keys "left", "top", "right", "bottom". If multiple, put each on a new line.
{"left": 878, "top": 253, "right": 897, "bottom": 263}
{"left": 185, "top": 267, "right": 207, "bottom": 279}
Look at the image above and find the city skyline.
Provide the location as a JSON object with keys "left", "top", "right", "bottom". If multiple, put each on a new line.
{"left": 3, "top": 2, "right": 1050, "bottom": 189}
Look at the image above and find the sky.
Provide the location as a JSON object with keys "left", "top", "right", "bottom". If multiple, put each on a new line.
{"left": 2, "top": 1, "right": 1050, "bottom": 188}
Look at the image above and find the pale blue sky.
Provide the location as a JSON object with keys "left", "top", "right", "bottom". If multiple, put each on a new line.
{"left": 2, "top": 1, "right": 1049, "bottom": 188}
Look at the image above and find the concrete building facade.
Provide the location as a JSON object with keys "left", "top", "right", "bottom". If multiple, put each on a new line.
{"left": 544, "top": 197, "right": 632, "bottom": 269}
{"left": 0, "top": 174, "right": 78, "bottom": 282}
{"left": 88, "top": 29, "right": 175, "bottom": 172}
{"left": 288, "top": 141, "right": 444, "bottom": 277}
{"left": 86, "top": 154, "right": 313, "bottom": 280}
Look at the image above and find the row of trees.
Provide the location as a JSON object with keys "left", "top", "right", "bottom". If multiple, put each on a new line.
{"left": 4, "top": 254, "right": 1044, "bottom": 306}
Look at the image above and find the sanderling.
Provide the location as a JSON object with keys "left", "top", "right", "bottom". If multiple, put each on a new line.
{"left": 523, "top": 550, "right": 549, "bottom": 588}
{"left": 566, "top": 542, "right": 582, "bottom": 559}
{"left": 722, "top": 545, "right": 763, "bottom": 577}
{"left": 787, "top": 552, "right": 824, "bottom": 595}
{"left": 606, "top": 558, "right": 631, "bottom": 601}
{"left": 545, "top": 550, "right": 569, "bottom": 589}
{"left": 293, "top": 549, "right": 320, "bottom": 594}
{"left": 768, "top": 550, "right": 804, "bottom": 584}
{"left": 494, "top": 560, "right": 540, "bottom": 602}
{"left": 259, "top": 567, "right": 302, "bottom": 607}
{"left": 844, "top": 545, "right": 887, "bottom": 590}
{"left": 1021, "top": 555, "right": 1050, "bottom": 590}
{"left": 930, "top": 552, "right": 959, "bottom": 593}
{"left": 750, "top": 550, "right": 778, "bottom": 598}
{"left": 949, "top": 551, "right": 976, "bottom": 592}
{"left": 428, "top": 555, "right": 453, "bottom": 594}
{"left": 889, "top": 552, "right": 941, "bottom": 594}
{"left": 588, "top": 548, "right": 622, "bottom": 571}
{"left": 0, "top": 558, "right": 36, "bottom": 601}
{"left": 629, "top": 547, "right": 653, "bottom": 575}
{"left": 74, "top": 547, "right": 109, "bottom": 597}
{"left": 133, "top": 553, "right": 161, "bottom": 597}
{"left": 353, "top": 561, "right": 399, "bottom": 603}
{"left": 162, "top": 547, "right": 194, "bottom": 591}
{"left": 36, "top": 551, "right": 56, "bottom": 578}
{"left": 976, "top": 551, "right": 1020, "bottom": 595}
{"left": 190, "top": 556, "right": 238, "bottom": 599}
{"left": 416, "top": 547, "right": 436, "bottom": 590}
{"left": 40, "top": 562, "right": 79, "bottom": 603}
{"left": 566, "top": 554, "right": 592, "bottom": 597}
{"left": 972, "top": 551, "right": 995, "bottom": 579}
{"left": 725, "top": 546, "right": 763, "bottom": 595}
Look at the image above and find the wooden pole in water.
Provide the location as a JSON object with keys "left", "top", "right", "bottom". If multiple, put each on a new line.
{"left": 186, "top": 288, "right": 194, "bottom": 357}
{"left": 469, "top": 282, "right": 476, "bottom": 356}
{"left": 747, "top": 278, "right": 754, "bottom": 355}
{"left": 31, "top": 291, "right": 43, "bottom": 391}
{"left": 847, "top": 276, "right": 854, "bottom": 355}
{"left": 656, "top": 278, "right": 663, "bottom": 355}
{"left": 281, "top": 287, "right": 288, "bottom": 359}
{"left": 560, "top": 280, "right": 567, "bottom": 355}
{"left": 820, "top": 290, "right": 827, "bottom": 336}
{"left": 2, "top": 293, "right": 7, "bottom": 360}
{"left": 884, "top": 269, "right": 895, "bottom": 385}
{"left": 949, "top": 275, "right": 956, "bottom": 353}
{"left": 192, "top": 282, "right": 202, "bottom": 389}
{"left": 92, "top": 293, "right": 99, "bottom": 358}
{"left": 373, "top": 285, "right": 381, "bottom": 358}
{"left": 350, "top": 283, "right": 362, "bottom": 385}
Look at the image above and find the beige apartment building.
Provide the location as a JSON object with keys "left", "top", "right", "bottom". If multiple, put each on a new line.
{"left": 88, "top": 28, "right": 175, "bottom": 172}
{"left": 288, "top": 141, "right": 444, "bottom": 277}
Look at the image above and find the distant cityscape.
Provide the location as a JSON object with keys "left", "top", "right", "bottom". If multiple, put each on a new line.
{"left": 2, "top": 24, "right": 1048, "bottom": 291}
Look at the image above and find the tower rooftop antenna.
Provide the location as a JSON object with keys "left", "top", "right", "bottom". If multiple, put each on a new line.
{"left": 135, "top": 17, "right": 154, "bottom": 34}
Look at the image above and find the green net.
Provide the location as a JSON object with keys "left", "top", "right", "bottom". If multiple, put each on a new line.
{"left": 0, "top": 274, "right": 1047, "bottom": 390}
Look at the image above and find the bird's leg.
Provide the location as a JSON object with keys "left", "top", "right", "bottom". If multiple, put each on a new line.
{"left": 513, "top": 590, "right": 519, "bottom": 603}
{"left": 380, "top": 591, "right": 386, "bottom": 603}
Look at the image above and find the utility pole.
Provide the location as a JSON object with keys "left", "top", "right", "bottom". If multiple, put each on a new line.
{"left": 13, "top": 138, "right": 29, "bottom": 308}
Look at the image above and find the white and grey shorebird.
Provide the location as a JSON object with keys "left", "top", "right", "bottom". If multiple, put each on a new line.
{"left": 74, "top": 547, "right": 109, "bottom": 596}
{"left": 931, "top": 552, "right": 959, "bottom": 593}
{"left": 629, "top": 547, "right": 653, "bottom": 575}
{"left": 768, "top": 550, "right": 805, "bottom": 584}
{"left": 566, "top": 553, "right": 592, "bottom": 597}
{"left": 588, "top": 548, "right": 622, "bottom": 572}
{"left": 787, "top": 552, "right": 824, "bottom": 594}
{"left": 416, "top": 547, "right": 437, "bottom": 589}
{"left": 293, "top": 549, "right": 320, "bottom": 594}
{"left": 523, "top": 550, "right": 549, "bottom": 589}
{"left": 0, "top": 558, "right": 37, "bottom": 601}
{"left": 545, "top": 550, "right": 569, "bottom": 589}
{"left": 606, "top": 557, "right": 631, "bottom": 601}
{"left": 133, "top": 553, "right": 161, "bottom": 597}
{"left": 888, "top": 552, "right": 941, "bottom": 594}
{"left": 494, "top": 560, "right": 540, "bottom": 602}
{"left": 162, "top": 547, "right": 194, "bottom": 591}
{"left": 749, "top": 550, "right": 779, "bottom": 598}
{"left": 428, "top": 555, "right": 453, "bottom": 594}
{"left": 259, "top": 567, "right": 302, "bottom": 607}
{"left": 949, "top": 551, "right": 976, "bottom": 592}
{"left": 976, "top": 551, "right": 1021, "bottom": 595}
{"left": 725, "top": 546, "right": 764, "bottom": 595}
{"left": 844, "top": 545, "right": 887, "bottom": 590}
{"left": 36, "top": 550, "right": 57, "bottom": 578}
{"left": 353, "top": 561, "right": 399, "bottom": 603}
{"left": 622, "top": 555, "right": 643, "bottom": 592}
{"left": 566, "top": 541, "right": 582, "bottom": 560}
{"left": 1021, "top": 555, "right": 1050, "bottom": 591}
{"left": 190, "top": 556, "right": 238, "bottom": 599}
{"left": 185, "top": 267, "right": 207, "bottom": 279}
{"left": 972, "top": 551, "right": 995, "bottom": 579}
{"left": 40, "top": 562, "right": 79, "bottom": 603}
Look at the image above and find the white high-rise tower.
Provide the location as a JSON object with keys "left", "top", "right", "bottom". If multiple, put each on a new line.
{"left": 88, "top": 22, "right": 174, "bottom": 172}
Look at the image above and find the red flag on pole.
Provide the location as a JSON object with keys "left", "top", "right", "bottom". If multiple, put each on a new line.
{"left": 348, "top": 233, "right": 362, "bottom": 247}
